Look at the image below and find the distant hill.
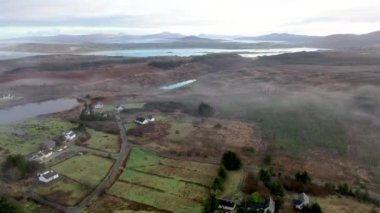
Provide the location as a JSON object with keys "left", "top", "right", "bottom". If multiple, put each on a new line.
{"left": 237, "top": 31, "right": 380, "bottom": 48}
{"left": 3, "top": 30, "right": 380, "bottom": 49}
{"left": 3, "top": 32, "right": 185, "bottom": 44}
{"left": 236, "top": 33, "right": 321, "bottom": 43}
{"left": 312, "top": 31, "right": 380, "bottom": 48}
{"left": 174, "top": 36, "right": 219, "bottom": 43}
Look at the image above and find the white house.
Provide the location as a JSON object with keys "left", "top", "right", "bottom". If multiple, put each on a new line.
{"left": 293, "top": 193, "right": 310, "bottom": 210}
{"left": 134, "top": 115, "right": 155, "bottom": 125}
{"left": 38, "top": 170, "right": 59, "bottom": 183}
{"left": 115, "top": 105, "right": 124, "bottom": 112}
{"left": 218, "top": 199, "right": 236, "bottom": 211}
{"left": 1, "top": 94, "right": 15, "bottom": 100}
{"left": 94, "top": 102, "right": 104, "bottom": 109}
{"left": 63, "top": 130, "right": 76, "bottom": 141}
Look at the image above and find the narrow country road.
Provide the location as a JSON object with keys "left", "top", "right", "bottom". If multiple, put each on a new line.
{"left": 65, "top": 115, "right": 130, "bottom": 213}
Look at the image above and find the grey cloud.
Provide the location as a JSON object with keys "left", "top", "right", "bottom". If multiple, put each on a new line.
{"left": 294, "top": 6, "right": 380, "bottom": 25}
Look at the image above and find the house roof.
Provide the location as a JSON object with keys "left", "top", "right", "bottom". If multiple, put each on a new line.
{"left": 218, "top": 199, "right": 236, "bottom": 208}
{"left": 299, "top": 192, "right": 308, "bottom": 201}
{"left": 247, "top": 201, "right": 267, "bottom": 209}
{"left": 135, "top": 117, "right": 147, "bottom": 122}
{"left": 41, "top": 171, "right": 58, "bottom": 179}
{"left": 293, "top": 199, "right": 303, "bottom": 206}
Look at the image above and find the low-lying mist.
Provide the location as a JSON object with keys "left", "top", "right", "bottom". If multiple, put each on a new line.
{"left": 164, "top": 76, "right": 380, "bottom": 180}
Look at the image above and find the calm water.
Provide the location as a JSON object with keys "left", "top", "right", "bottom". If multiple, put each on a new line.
{"left": 0, "top": 98, "right": 78, "bottom": 125}
{"left": 0, "top": 47, "right": 320, "bottom": 60}
{"left": 84, "top": 47, "right": 320, "bottom": 58}
{"left": 160, "top": 79, "right": 197, "bottom": 90}
{"left": 0, "top": 51, "right": 44, "bottom": 60}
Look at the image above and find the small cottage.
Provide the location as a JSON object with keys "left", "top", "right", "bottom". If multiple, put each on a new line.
{"left": 218, "top": 199, "right": 236, "bottom": 211}
{"left": 293, "top": 192, "right": 309, "bottom": 210}
{"left": 38, "top": 170, "right": 59, "bottom": 183}
{"left": 134, "top": 115, "right": 155, "bottom": 125}
{"left": 63, "top": 130, "right": 76, "bottom": 141}
{"left": 94, "top": 102, "right": 104, "bottom": 109}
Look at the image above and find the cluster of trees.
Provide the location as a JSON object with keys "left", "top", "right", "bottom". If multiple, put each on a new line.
{"left": 0, "top": 196, "right": 23, "bottom": 213}
{"left": 301, "top": 203, "right": 323, "bottom": 213}
{"left": 263, "top": 154, "right": 273, "bottom": 165}
{"left": 325, "top": 183, "right": 370, "bottom": 202}
{"left": 212, "top": 166, "right": 228, "bottom": 192}
{"left": 2, "top": 155, "right": 41, "bottom": 181}
{"left": 295, "top": 171, "right": 312, "bottom": 184}
{"left": 198, "top": 102, "right": 214, "bottom": 117}
{"left": 203, "top": 195, "right": 218, "bottom": 213}
{"left": 258, "top": 169, "right": 284, "bottom": 197}
{"left": 221, "top": 151, "right": 242, "bottom": 170}
{"left": 205, "top": 151, "right": 240, "bottom": 212}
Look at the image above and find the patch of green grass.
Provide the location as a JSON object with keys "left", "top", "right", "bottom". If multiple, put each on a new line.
{"left": 155, "top": 115, "right": 169, "bottom": 122}
{"left": 52, "top": 154, "right": 113, "bottom": 188}
{"left": 217, "top": 170, "right": 244, "bottom": 201}
{"left": 111, "top": 148, "right": 216, "bottom": 212}
{"left": 82, "top": 129, "right": 120, "bottom": 153}
{"left": 0, "top": 118, "right": 75, "bottom": 155}
{"left": 134, "top": 158, "right": 217, "bottom": 186}
{"left": 94, "top": 105, "right": 115, "bottom": 113}
{"left": 119, "top": 169, "right": 208, "bottom": 201}
{"left": 23, "top": 202, "right": 41, "bottom": 213}
{"left": 126, "top": 148, "right": 161, "bottom": 168}
{"left": 122, "top": 103, "right": 145, "bottom": 109}
{"left": 109, "top": 181, "right": 203, "bottom": 213}
{"left": 124, "top": 121, "right": 137, "bottom": 130}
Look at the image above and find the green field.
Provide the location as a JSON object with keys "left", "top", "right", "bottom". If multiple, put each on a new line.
{"left": 109, "top": 181, "right": 203, "bottom": 213}
{"left": 0, "top": 118, "right": 75, "bottom": 155}
{"left": 108, "top": 148, "right": 217, "bottom": 212}
{"left": 35, "top": 177, "right": 90, "bottom": 206}
{"left": 217, "top": 170, "right": 245, "bottom": 201}
{"left": 124, "top": 121, "right": 137, "bottom": 130}
{"left": 122, "top": 102, "right": 145, "bottom": 109}
{"left": 52, "top": 154, "right": 113, "bottom": 188}
{"left": 82, "top": 129, "right": 120, "bottom": 153}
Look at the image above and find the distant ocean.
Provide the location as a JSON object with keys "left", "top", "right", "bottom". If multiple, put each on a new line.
{"left": 0, "top": 47, "right": 320, "bottom": 60}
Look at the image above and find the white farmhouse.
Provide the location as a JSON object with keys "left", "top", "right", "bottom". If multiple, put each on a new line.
{"left": 293, "top": 193, "right": 310, "bottom": 210}
{"left": 38, "top": 170, "right": 59, "bottom": 183}
{"left": 134, "top": 115, "right": 155, "bottom": 125}
{"left": 94, "top": 102, "right": 104, "bottom": 109}
{"left": 63, "top": 130, "right": 76, "bottom": 141}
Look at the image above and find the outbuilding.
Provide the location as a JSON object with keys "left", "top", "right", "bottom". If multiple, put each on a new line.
{"left": 38, "top": 170, "right": 59, "bottom": 183}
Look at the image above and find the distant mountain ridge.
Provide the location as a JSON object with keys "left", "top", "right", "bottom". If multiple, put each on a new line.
{"left": 2, "top": 30, "right": 380, "bottom": 49}
{"left": 236, "top": 33, "right": 321, "bottom": 43}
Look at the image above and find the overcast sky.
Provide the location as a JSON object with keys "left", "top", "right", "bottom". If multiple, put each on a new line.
{"left": 0, "top": 0, "right": 380, "bottom": 38}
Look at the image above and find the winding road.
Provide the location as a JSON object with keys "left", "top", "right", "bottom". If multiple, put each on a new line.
{"left": 66, "top": 115, "right": 130, "bottom": 213}
{"left": 25, "top": 115, "right": 130, "bottom": 213}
